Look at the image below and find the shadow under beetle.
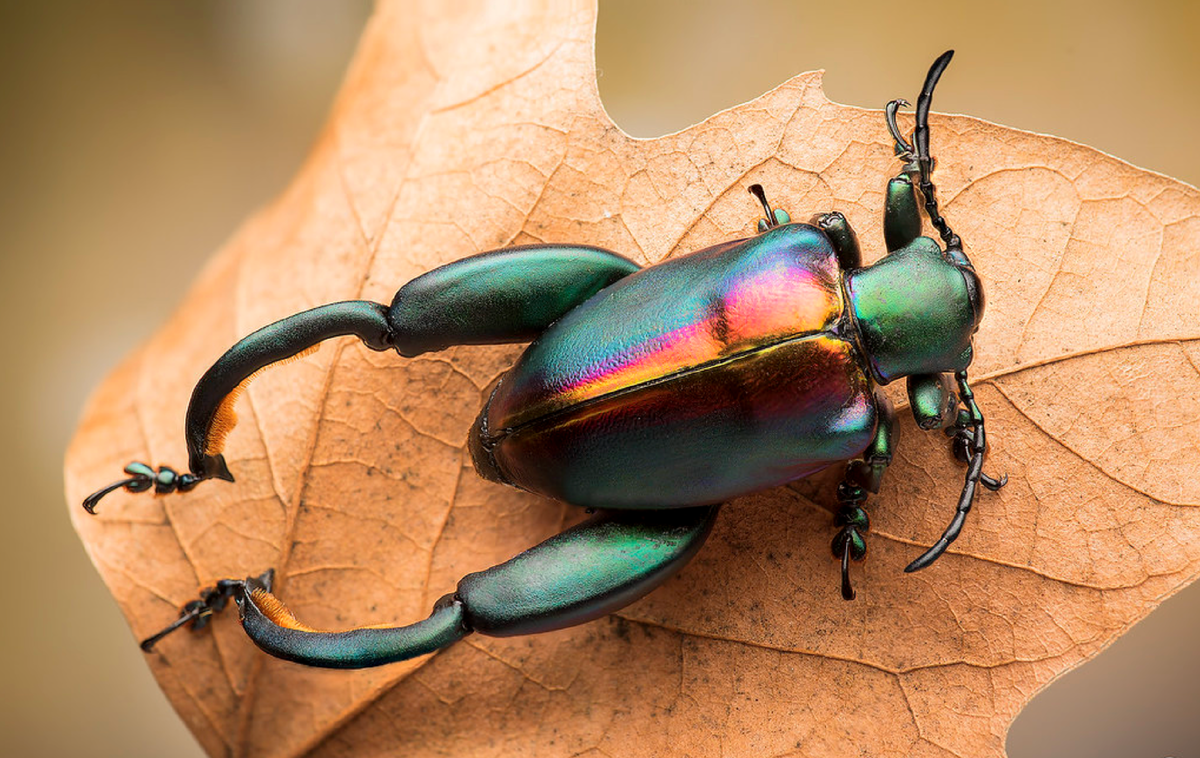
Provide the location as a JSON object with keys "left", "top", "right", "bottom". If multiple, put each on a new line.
{"left": 85, "top": 51, "right": 1005, "bottom": 669}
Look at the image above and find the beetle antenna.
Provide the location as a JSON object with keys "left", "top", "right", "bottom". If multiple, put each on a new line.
{"left": 748, "top": 184, "right": 778, "bottom": 229}
{"left": 912, "top": 50, "right": 960, "bottom": 250}
{"left": 905, "top": 370, "right": 1005, "bottom": 572}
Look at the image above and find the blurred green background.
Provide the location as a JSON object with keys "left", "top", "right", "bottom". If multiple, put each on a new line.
{"left": 2, "top": 1, "right": 1197, "bottom": 756}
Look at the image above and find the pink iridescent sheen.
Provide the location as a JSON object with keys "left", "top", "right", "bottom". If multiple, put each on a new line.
{"left": 504, "top": 252, "right": 842, "bottom": 426}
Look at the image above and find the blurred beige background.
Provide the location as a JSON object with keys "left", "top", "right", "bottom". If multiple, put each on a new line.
{"left": 2, "top": 1, "right": 1197, "bottom": 756}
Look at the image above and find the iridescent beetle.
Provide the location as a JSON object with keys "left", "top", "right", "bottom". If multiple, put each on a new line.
{"left": 84, "top": 51, "right": 1004, "bottom": 668}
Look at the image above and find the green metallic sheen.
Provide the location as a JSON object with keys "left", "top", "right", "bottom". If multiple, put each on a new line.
{"left": 907, "top": 372, "right": 956, "bottom": 429}
{"left": 884, "top": 176, "right": 922, "bottom": 252}
{"left": 388, "top": 244, "right": 639, "bottom": 357}
{"left": 185, "top": 300, "right": 393, "bottom": 480}
{"left": 238, "top": 580, "right": 468, "bottom": 669}
{"left": 456, "top": 506, "right": 718, "bottom": 636}
{"left": 846, "top": 236, "right": 975, "bottom": 384}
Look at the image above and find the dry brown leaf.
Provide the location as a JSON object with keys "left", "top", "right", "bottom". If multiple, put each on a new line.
{"left": 65, "top": 2, "right": 1200, "bottom": 757}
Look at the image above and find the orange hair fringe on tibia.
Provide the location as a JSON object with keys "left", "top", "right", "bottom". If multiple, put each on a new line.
{"left": 203, "top": 344, "right": 320, "bottom": 456}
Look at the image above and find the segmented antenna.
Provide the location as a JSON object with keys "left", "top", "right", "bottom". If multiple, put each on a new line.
{"left": 913, "top": 50, "right": 960, "bottom": 250}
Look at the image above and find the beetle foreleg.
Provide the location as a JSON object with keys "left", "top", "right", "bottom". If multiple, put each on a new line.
{"left": 887, "top": 51, "right": 965, "bottom": 253}
{"left": 912, "top": 50, "right": 960, "bottom": 250}
{"left": 904, "top": 371, "right": 1007, "bottom": 572}
{"left": 906, "top": 372, "right": 957, "bottom": 430}
{"left": 883, "top": 175, "right": 922, "bottom": 253}
{"left": 232, "top": 507, "right": 718, "bottom": 668}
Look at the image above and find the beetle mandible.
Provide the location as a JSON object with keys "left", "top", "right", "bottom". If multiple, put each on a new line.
{"left": 84, "top": 51, "right": 1005, "bottom": 668}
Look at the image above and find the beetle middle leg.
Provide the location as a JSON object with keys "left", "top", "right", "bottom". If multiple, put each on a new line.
{"left": 831, "top": 390, "right": 896, "bottom": 600}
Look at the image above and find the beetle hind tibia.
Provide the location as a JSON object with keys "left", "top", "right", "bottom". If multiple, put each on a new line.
{"left": 204, "top": 344, "right": 321, "bottom": 456}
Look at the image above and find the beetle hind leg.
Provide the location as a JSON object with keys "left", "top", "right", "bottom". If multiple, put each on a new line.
{"left": 229, "top": 506, "right": 719, "bottom": 668}
{"left": 81, "top": 244, "right": 640, "bottom": 515}
{"left": 81, "top": 300, "right": 397, "bottom": 513}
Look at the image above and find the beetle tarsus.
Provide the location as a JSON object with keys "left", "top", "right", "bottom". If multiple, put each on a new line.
{"left": 81, "top": 461, "right": 205, "bottom": 514}
{"left": 140, "top": 600, "right": 208, "bottom": 652}
{"left": 831, "top": 481, "right": 870, "bottom": 600}
{"left": 885, "top": 98, "right": 915, "bottom": 167}
{"left": 840, "top": 541, "right": 855, "bottom": 601}
{"left": 140, "top": 571, "right": 271, "bottom": 652}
